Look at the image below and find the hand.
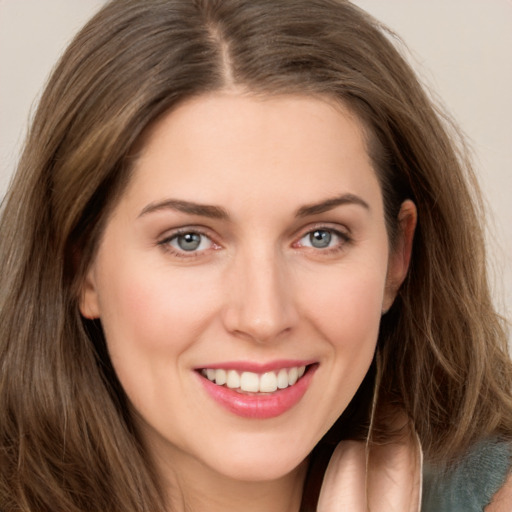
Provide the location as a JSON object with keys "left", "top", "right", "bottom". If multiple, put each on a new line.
{"left": 317, "top": 425, "right": 422, "bottom": 511}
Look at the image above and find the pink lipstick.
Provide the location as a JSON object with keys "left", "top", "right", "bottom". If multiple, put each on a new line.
{"left": 196, "top": 362, "right": 317, "bottom": 419}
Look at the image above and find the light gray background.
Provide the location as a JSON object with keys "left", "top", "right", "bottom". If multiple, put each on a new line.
{"left": 1, "top": 1, "right": 510, "bottom": 338}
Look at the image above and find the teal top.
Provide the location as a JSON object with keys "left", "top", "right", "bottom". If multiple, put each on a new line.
{"left": 422, "top": 439, "right": 512, "bottom": 511}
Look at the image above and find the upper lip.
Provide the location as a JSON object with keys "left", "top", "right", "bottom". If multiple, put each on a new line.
{"left": 194, "top": 359, "right": 317, "bottom": 373}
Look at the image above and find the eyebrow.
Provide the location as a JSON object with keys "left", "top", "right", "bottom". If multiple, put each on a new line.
{"left": 295, "top": 194, "right": 370, "bottom": 217}
{"left": 138, "top": 199, "right": 229, "bottom": 219}
{"left": 138, "top": 193, "right": 369, "bottom": 220}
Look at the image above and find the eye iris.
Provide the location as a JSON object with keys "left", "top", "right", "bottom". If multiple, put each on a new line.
{"left": 310, "top": 230, "right": 331, "bottom": 248}
{"left": 177, "top": 233, "right": 202, "bottom": 251}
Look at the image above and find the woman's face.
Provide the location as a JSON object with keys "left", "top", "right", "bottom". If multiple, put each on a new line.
{"left": 80, "top": 92, "right": 413, "bottom": 484}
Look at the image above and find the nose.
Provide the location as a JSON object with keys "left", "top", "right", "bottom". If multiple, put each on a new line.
{"left": 221, "top": 246, "right": 299, "bottom": 344}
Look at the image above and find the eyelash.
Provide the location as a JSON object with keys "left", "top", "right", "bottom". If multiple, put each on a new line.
{"left": 294, "top": 225, "right": 352, "bottom": 255}
{"left": 158, "top": 228, "right": 220, "bottom": 259}
{"left": 157, "top": 225, "right": 352, "bottom": 259}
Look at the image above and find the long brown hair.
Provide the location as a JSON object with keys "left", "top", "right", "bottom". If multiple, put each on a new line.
{"left": 1, "top": 0, "right": 511, "bottom": 510}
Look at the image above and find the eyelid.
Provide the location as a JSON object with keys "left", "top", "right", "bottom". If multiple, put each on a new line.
{"left": 157, "top": 226, "right": 222, "bottom": 257}
{"left": 294, "top": 222, "right": 351, "bottom": 241}
{"left": 292, "top": 223, "right": 352, "bottom": 252}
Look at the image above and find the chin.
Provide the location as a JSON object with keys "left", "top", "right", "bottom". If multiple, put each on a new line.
{"left": 199, "top": 439, "right": 311, "bottom": 482}
{"left": 215, "top": 456, "right": 307, "bottom": 483}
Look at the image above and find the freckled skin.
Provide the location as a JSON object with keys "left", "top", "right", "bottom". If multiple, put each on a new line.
{"left": 80, "top": 92, "right": 414, "bottom": 504}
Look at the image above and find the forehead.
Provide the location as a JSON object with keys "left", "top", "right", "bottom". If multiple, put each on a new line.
{"left": 122, "top": 92, "right": 382, "bottom": 217}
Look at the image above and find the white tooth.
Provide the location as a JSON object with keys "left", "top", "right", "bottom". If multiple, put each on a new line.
{"left": 215, "top": 369, "right": 227, "bottom": 386}
{"left": 240, "top": 372, "right": 260, "bottom": 392}
{"left": 206, "top": 369, "right": 216, "bottom": 381}
{"left": 226, "top": 370, "right": 240, "bottom": 389}
{"left": 277, "top": 368, "right": 289, "bottom": 389}
{"left": 288, "top": 367, "right": 299, "bottom": 386}
{"left": 298, "top": 366, "right": 306, "bottom": 378}
{"left": 259, "top": 372, "right": 278, "bottom": 392}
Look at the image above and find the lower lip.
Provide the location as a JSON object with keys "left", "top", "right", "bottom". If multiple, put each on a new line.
{"left": 197, "top": 365, "right": 317, "bottom": 419}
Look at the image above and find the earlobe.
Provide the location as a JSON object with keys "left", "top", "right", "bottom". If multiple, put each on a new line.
{"left": 79, "top": 268, "right": 101, "bottom": 319}
{"left": 383, "top": 200, "right": 417, "bottom": 312}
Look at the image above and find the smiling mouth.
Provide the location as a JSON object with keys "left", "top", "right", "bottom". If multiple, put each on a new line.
{"left": 199, "top": 365, "right": 310, "bottom": 394}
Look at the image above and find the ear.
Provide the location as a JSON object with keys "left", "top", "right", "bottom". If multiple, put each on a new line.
{"left": 382, "top": 200, "right": 417, "bottom": 313}
{"left": 79, "top": 267, "right": 101, "bottom": 319}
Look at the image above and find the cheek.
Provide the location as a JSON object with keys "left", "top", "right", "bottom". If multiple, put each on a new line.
{"left": 302, "top": 264, "right": 386, "bottom": 348}
{"left": 303, "top": 267, "right": 386, "bottom": 418}
{"left": 99, "top": 263, "right": 216, "bottom": 348}
{"left": 95, "top": 262, "right": 220, "bottom": 401}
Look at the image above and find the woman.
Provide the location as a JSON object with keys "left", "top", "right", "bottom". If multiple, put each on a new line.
{"left": 1, "top": 1, "right": 511, "bottom": 510}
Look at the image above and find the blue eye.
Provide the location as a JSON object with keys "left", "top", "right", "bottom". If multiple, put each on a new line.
{"left": 309, "top": 230, "right": 332, "bottom": 248}
{"left": 167, "top": 232, "right": 213, "bottom": 252}
{"left": 298, "top": 228, "right": 347, "bottom": 250}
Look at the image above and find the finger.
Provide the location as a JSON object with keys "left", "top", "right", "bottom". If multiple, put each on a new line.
{"left": 317, "top": 440, "right": 367, "bottom": 512}
{"left": 367, "top": 432, "right": 422, "bottom": 512}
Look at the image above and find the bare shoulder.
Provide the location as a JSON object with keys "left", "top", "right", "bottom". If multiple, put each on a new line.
{"left": 486, "top": 470, "right": 512, "bottom": 512}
